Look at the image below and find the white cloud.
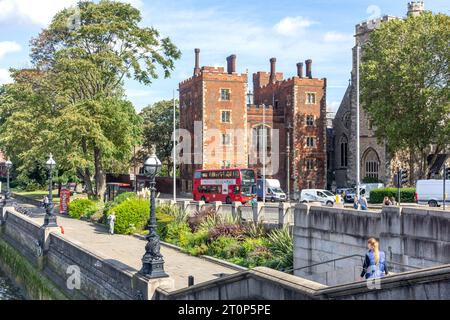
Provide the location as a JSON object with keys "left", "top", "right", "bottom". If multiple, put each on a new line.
{"left": 273, "top": 16, "right": 316, "bottom": 36}
{"left": 121, "top": 0, "right": 143, "bottom": 9}
{"left": 0, "top": 41, "right": 21, "bottom": 59}
{"left": 125, "top": 89, "right": 155, "bottom": 98}
{"left": 0, "top": 0, "right": 78, "bottom": 26}
{"left": 323, "top": 31, "right": 353, "bottom": 43}
{"left": 0, "top": 69, "right": 12, "bottom": 84}
{"left": 327, "top": 101, "right": 341, "bottom": 113}
{"left": 0, "top": 0, "right": 143, "bottom": 26}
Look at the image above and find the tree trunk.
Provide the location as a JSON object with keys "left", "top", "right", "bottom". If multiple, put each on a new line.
{"left": 77, "top": 167, "right": 94, "bottom": 197}
{"left": 94, "top": 146, "right": 106, "bottom": 201}
{"left": 408, "top": 149, "right": 415, "bottom": 186}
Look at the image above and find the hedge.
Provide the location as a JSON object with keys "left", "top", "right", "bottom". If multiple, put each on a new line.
{"left": 369, "top": 188, "right": 416, "bottom": 204}
{"left": 108, "top": 198, "right": 149, "bottom": 234}
{"left": 68, "top": 199, "right": 98, "bottom": 219}
{"left": 107, "top": 198, "right": 175, "bottom": 235}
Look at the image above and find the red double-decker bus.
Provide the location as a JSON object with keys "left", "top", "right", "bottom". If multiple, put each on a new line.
{"left": 193, "top": 168, "right": 257, "bottom": 204}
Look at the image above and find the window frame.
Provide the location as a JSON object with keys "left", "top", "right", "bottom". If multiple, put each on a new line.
{"left": 220, "top": 110, "right": 232, "bottom": 123}
{"left": 220, "top": 88, "right": 231, "bottom": 101}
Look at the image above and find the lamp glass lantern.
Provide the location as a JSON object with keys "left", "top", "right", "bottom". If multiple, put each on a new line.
{"left": 5, "top": 160, "right": 12, "bottom": 170}
{"left": 144, "top": 153, "right": 162, "bottom": 180}
{"left": 46, "top": 154, "right": 56, "bottom": 171}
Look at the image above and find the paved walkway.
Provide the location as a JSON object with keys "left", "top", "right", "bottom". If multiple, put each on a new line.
{"left": 12, "top": 200, "right": 239, "bottom": 292}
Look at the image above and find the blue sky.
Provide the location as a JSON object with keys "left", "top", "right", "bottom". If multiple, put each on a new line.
{"left": 0, "top": 0, "right": 448, "bottom": 113}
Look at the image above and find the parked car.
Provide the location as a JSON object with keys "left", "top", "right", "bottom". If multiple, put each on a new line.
{"left": 256, "top": 179, "right": 287, "bottom": 202}
{"left": 300, "top": 189, "right": 336, "bottom": 207}
{"left": 416, "top": 179, "right": 450, "bottom": 207}
{"left": 344, "top": 183, "right": 384, "bottom": 203}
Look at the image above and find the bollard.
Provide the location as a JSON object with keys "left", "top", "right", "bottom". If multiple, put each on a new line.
{"left": 188, "top": 275, "right": 194, "bottom": 287}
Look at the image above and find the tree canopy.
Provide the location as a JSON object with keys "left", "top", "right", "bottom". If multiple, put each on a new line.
{"left": 140, "top": 99, "right": 179, "bottom": 177}
{"left": 361, "top": 11, "right": 450, "bottom": 179}
{"left": 0, "top": 0, "right": 181, "bottom": 198}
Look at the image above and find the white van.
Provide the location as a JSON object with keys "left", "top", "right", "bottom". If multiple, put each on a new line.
{"left": 300, "top": 189, "right": 336, "bottom": 207}
{"left": 416, "top": 180, "right": 450, "bottom": 207}
{"left": 256, "top": 179, "right": 287, "bottom": 202}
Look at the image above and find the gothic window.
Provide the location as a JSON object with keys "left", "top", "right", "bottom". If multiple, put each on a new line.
{"left": 340, "top": 136, "right": 348, "bottom": 168}
{"left": 306, "top": 115, "right": 314, "bottom": 126}
{"left": 363, "top": 149, "right": 380, "bottom": 180}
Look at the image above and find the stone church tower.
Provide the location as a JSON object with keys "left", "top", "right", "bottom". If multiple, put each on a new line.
{"left": 332, "top": 2, "right": 425, "bottom": 188}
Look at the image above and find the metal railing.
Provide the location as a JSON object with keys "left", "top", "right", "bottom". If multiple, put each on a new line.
{"left": 285, "top": 254, "right": 421, "bottom": 275}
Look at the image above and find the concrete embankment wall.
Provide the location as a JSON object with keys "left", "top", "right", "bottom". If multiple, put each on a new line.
{"left": 156, "top": 265, "right": 450, "bottom": 300}
{"left": 294, "top": 204, "right": 450, "bottom": 284}
{"left": 0, "top": 208, "right": 161, "bottom": 300}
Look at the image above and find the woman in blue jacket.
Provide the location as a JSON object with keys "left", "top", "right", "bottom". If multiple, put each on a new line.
{"left": 361, "top": 238, "right": 389, "bottom": 279}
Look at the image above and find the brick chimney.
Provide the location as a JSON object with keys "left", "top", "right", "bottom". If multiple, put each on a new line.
{"left": 226, "top": 55, "right": 236, "bottom": 74}
{"left": 297, "top": 62, "right": 304, "bottom": 78}
{"left": 194, "top": 48, "right": 200, "bottom": 76}
{"left": 270, "top": 58, "right": 277, "bottom": 83}
{"left": 305, "top": 59, "right": 312, "bottom": 79}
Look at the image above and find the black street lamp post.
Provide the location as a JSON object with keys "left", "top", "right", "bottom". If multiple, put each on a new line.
{"left": 43, "top": 154, "right": 58, "bottom": 228}
{"left": 140, "top": 146, "right": 168, "bottom": 278}
{"left": 5, "top": 160, "right": 12, "bottom": 200}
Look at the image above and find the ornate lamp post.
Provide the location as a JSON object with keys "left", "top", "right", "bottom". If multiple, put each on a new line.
{"left": 43, "top": 154, "right": 58, "bottom": 228}
{"left": 5, "top": 159, "right": 12, "bottom": 200}
{"left": 140, "top": 146, "right": 168, "bottom": 278}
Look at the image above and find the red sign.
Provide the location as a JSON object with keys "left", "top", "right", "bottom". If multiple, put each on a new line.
{"left": 59, "top": 189, "right": 71, "bottom": 215}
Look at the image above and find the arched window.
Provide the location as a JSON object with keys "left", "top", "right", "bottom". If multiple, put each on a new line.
{"left": 340, "top": 136, "right": 348, "bottom": 168}
{"left": 363, "top": 148, "right": 380, "bottom": 180}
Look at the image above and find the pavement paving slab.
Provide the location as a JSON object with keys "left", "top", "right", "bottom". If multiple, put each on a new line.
{"left": 13, "top": 200, "right": 239, "bottom": 291}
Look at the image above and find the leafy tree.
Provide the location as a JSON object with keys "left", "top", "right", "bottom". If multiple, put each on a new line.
{"left": 140, "top": 99, "right": 179, "bottom": 177}
{"left": 0, "top": 0, "right": 180, "bottom": 198}
{"left": 361, "top": 12, "right": 449, "bottom": 180}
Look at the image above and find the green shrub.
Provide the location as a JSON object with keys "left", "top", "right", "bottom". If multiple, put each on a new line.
{"left": 68, "top": 199, "right": 98, "bottom": 220}
{"left": 207, "top": 237, "right": 241, "bottom": 259}
{"left": 156, "top": 212, "right": 175, "bottom": 239}
{"left": 164, "top": 222, "right": 193, "bottom": 247}
{"left": 109, "top": 198, "right": 149, "bottom": 235}
{"left": 369, "top": 188, "right": 416, "bottom": 204}
{"left": 267, "top": 228, "right": 293, "bottom": 271}
{"left": 156, "top": 203, "right": 189, "bottom": 224}
{"left": 104, "top": 192, "right": 137, "bottom": 214}
{"left": 241, "top": 237, "right": 268, "bottom": 256}
{"left": 24, "top": 181, "right": 43, "bottom": 192}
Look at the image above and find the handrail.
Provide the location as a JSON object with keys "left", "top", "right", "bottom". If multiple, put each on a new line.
{"left": 284, "top": 254, "right": 421, "bottom": 274}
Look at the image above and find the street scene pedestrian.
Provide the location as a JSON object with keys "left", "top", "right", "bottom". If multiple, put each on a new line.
{"left": 360, "top": 238, "right": 389, "bottom": 279}
{"left": 107, "top": 213, "right": 116, "bottom": 235}
{"left": 359, "top": 195, "right": 368, "bottom": 210}
{"left": 383, "top": 197, "right": 392, "bottom": 206}
{"left": 353, "top": 195, "right": 359, "bottom": 210}
{"left": 42, "top": 195, "right": 49, "bottom": 209}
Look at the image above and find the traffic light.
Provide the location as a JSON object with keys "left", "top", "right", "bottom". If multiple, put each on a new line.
{"left": 445, "top": 167, "right": 450, "bottom": 180}
{"left": 401, "top": 170, "right": 408, "bottom": 186}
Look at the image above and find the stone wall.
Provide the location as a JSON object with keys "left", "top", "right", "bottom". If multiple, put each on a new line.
{"left": 0, "top": 208, "right": 170, "bottom": 300}
{"left": 294, "top": 204, "right": 450, "bottom": 284}
{"left": 157, "top": 265, "right": 450, "bottom": 300}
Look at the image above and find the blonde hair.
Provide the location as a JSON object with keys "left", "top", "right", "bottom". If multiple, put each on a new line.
{"left": 368, "top": 238, "right": 380, "bottom": 265}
